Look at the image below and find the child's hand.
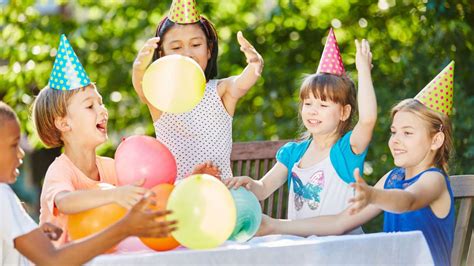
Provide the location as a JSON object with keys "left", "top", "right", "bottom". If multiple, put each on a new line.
{"left": 40, "top": 222, "right": 63, "bottom": 241}
{"left": 112, "top": 179, "right": 149, "bottom": 209}
{"left": 348, "top": 168, "right": 374, "bottom": 215}
{"left": 223, "top": 176, "right": 254, "bottom": 190}
{"left": 191, "top": 161, "right": 222, "bottom": 180}
{"left": 237, "top": 31, "right": 264, "bottom": 76}
{"left": 133, "top": 37, "right": 160, "bottom": 72}
{"left": 123, "top": 194, "right": 177, "bottom": 238}
{"left": 355, "top": 39, "right": 373, "bottom": 73}
{"left": 255, "top": 214, "right": 275, "bottom": 236}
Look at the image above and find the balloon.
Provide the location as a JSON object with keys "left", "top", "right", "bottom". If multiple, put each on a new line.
{"left": 67, "top": 184, "right": 127, "bottom": 242}
{"left": 140, "top": 184, "right": 180, "bottom": 251}
{"left": 115, "top": 135, "right": 177, "bottom": 188}
{"left": 142, "top": 54, "right": 206, "bottom": 113}
{"left": 167, "top": 174, "right": 236, "bottom": 249}
{"left": 228, "top": 187, "right": 262, "bottom": 242}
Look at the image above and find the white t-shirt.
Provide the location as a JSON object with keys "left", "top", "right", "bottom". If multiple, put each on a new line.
{"left": 0, "top": 184, "right": 37, "bottom": 265}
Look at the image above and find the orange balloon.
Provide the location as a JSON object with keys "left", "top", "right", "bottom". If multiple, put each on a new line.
{"left": 140, "top": 184, "right": 180, "bottom": 251}
{"left": 67, "top": 184, "right": 127, "bottom": 241}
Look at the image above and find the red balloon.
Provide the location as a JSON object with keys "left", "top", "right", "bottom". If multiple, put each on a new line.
{"left": 115, "top": 135, "right": 177, "bottom": 188}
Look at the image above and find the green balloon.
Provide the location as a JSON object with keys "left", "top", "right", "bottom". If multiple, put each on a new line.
{"left": 228, "top": 187, "right": 262, "bottom": 242}
{"left": 167, "top": 174, "right": 236, "bottom": 249}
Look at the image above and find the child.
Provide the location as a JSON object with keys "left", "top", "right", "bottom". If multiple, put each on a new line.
{"left": 34, "top": 34, "right": 150, "bottom": 246}
{"left": 225, "top": 29, "right": 377, "bottom": 229}
{"left": 132, "top": 0, "right": 264, "bottom": 181}
{"left": 0, "top": 101, "right": 176, "bottom": 265}
{"left": 257, "top": 62, "right": 456, "bottom": 266}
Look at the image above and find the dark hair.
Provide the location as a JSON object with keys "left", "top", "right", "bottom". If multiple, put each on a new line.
{"left": 153, "top": 16, "right": 219, "bottom": 81}
{"left": 0, "top": 101, "right": 18, "bottom": 127}
{"left": 299, "top": 73, "right": 357, "bottom": 138}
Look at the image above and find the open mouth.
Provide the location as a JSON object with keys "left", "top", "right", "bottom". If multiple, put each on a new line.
{"left": 307, "top": 119, "right": 321, "bottom": 125}
{"left": 96, "top": 120, "right": 107, "bottom": 134}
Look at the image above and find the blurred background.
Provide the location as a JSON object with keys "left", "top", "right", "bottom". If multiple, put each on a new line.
{"left": 1, "top": 0, "right": 473, "bottom": 232}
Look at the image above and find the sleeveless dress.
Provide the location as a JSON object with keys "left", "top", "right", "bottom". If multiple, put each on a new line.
{"left": 154, "top": 79, "right": 233, "bottom": 181}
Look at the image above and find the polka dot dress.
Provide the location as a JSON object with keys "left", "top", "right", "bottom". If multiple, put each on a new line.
{"left": 154, "top": 80, "right": 233, "bottom": 181}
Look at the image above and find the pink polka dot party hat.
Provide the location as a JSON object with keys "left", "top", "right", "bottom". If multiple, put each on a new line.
{"left": 316, "top": 28, "right": 345, "bottom": 76}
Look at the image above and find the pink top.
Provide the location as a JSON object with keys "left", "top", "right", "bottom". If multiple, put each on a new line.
{"left": 39, "top": 154, "right": 118, "bottom": 246}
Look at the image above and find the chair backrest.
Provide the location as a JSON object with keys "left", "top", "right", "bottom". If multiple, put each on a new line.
{"left": 450, "top": 175, "right": 474, "bottom": 266}
{"left": 231, "top": 141, "right": 474, "bottom": 266}
{"left": 231, "top": 140, "right": 289, "bottom": 218}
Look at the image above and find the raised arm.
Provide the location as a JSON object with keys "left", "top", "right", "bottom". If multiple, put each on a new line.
{"left": 219, "top": 31, "right": 263, "bottom": 116}
{"left": 350, "top": 39, "right": 377, "bottom": 154}
{"left": 132, "top": 37, "right": 162, "bottom": 120}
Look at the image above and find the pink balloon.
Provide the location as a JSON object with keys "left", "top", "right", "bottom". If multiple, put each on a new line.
{"left": 115, "top": 135, "right": 177, "bottom": 188}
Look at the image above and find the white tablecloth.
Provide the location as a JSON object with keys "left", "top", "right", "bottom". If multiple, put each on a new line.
{"left": 89, "top": 231, "right": 433, "bottom": 265}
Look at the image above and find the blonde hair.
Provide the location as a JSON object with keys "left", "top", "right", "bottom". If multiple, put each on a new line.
{"left": 32, "top": 85, "right": 93, "bottom": 148}
{"left": 391, "top": 98, "right": 453, "bottom": 174}
{"left": 299, "top": 73, "right": 357, "bottom": 139}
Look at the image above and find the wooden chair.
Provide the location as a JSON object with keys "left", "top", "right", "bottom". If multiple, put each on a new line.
{"left": 450, "top": 175, "right": 474, "bottom": 266}
{"left": 231, "top": 140, "right": 474, "bottom": 266}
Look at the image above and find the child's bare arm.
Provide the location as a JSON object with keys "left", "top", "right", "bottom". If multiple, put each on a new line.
{"left": 15, "top": 196, "right": 176, "bottom": 266}
{"left": 350, "top": 170, "right": 447, "bottom": 214}
{"left": 219, "top": 31, "right": 263, "bottom": 113}
{"left": 54, "top": 180, "right": 148, "bottom": 214}
{"left": 351, "top": 39, "right": 377, "bottom": 154}
{"left": 224, "top": 162, "right": 287, "bottom": 201}
{"left": 257, "top": 204, "right": 381, "bottom": 237}
{"left": 132, "top": 37, "right": 162, "bottom": 121}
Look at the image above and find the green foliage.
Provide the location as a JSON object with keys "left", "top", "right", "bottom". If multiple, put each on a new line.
{"left": 1, "top": 0, "right": 473, "bottom": 231}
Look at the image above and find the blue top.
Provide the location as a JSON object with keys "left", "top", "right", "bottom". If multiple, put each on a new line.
{"left": 276, "top": 131, "right": 368, "bottom": 187}
{"left": 383, "top": 167, "right": 455, "bottom": 266}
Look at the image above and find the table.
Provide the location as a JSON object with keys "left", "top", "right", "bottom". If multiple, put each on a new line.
{"left": 89, "top": 231, "right": 433, "bottom": 265}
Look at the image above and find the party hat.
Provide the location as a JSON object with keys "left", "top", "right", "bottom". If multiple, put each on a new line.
{"left": 48, "top": 34, "right": 91, "bottom": 91}
{"left": 415, "top": 61, "right": 454, "bottom": 115}
{"left": 316, "top": 28, "right": 345, "bottom": 76}
{"left": 169, "top": 0, "right": 200, "bottom": 24}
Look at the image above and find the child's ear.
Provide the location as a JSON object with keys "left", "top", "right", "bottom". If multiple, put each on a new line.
{"left": 431, "top": 131, "right": 445, "bottom": 151}
{"left": 54, "top": 116, "right": 70, "bottom": 133}
{"left": 341, "top": 104, "right": 352, "bottom": 121}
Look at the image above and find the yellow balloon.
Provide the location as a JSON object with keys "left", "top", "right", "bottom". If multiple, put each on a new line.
{"left": 167, "top": 174, "right": 236, "bottom": 249}
{"left": 142, "top": 54, "right": 206, "bottom": 113}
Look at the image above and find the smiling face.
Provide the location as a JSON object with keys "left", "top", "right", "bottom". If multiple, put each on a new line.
{"left": 59, "top": 87, "right": 108, "bottom": 148}
{"left": 160, "top": 23, "right": 211, "bottom": 72}
{"left": 301, "top": 92, "right": 348, "bottom": 137}
{"left": 0, "top": 119, "right": 24, "bottom": 184}
{"left": 389, "top": 111, "right": 437, "bottom": 170}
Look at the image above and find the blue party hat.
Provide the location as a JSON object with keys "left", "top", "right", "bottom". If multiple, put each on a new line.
{"left": 48, "top": 34, "right": 91, "bottom": 90}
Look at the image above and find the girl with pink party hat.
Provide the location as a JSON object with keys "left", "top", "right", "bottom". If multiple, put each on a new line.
{"left": 132, "top": 0, "right": 264, "bottom": 181}
{"left": 257, "top": 62, "right": 456, "bottom": 266}
{"left": 225, "top": 29, "right": 377, "bottom": 233}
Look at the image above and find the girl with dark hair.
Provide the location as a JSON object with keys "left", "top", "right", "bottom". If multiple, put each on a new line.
{"left": 132, "top": 0, "right": 263, "bottom": 181}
